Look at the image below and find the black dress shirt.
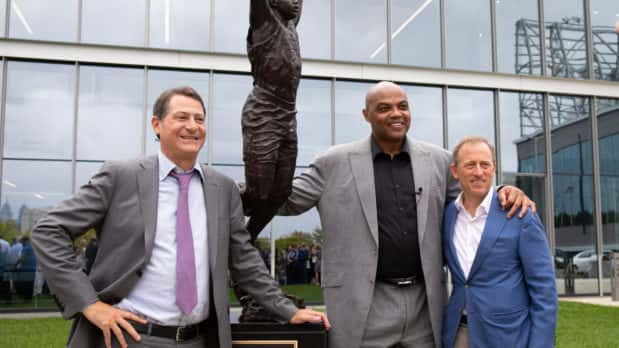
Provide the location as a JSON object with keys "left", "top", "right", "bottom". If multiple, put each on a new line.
{"left": 372, "top": 137, "right": 424, "bottom": 280}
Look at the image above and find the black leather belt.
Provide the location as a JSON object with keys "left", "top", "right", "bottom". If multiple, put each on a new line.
{"left": 460, "top": 315, "right": 468, "bottom": 325}
{"left": 130, "top": 320, "right": 205, "bottom": 342}
{"left": 377, "top": 275, "right": 423, "bottom": 287}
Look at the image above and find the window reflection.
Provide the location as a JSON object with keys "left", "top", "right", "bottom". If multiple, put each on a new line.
{"left": 0, "top": 160, "right": 72, "bottom": 231}
{"left": 74, "top": 162, "right": 104, "bottom": 192}
{"left": 77, "top": 66, "right": 144, "bottom": 161}
{"left": 391, "top": 0, "right": 441, "bottom": 68}
{"left": 9, "top": 0, "right": 77, "bottom": 42}
{"left": 81, "top": 0, "right": 146, "bottom": 46}
{"left": 335, "top": 0, "right": 387, "bottom": 63}
{"left": 590, "top": 0, "right": 619, "bottom": 81}
{"left": 499, "top": 92, "right": 546, "bottom": 174}
{"left": 4, "top": 61, "right": 75, "bottom": 160}
{"left": 597, "top": 98, "right": 619, "bottom": 293}
{"left": 296, "top": 79, "right": 332, "bottom": 166}
{"left": 334, "top": 80, "right": 372, "bottom": 145}
{"left": 212, "top": 0, "right": 249, "bottom": 54}
{"left": 445, "top": 0, "right": 492, "bottom": 71}
{"left": 212, "top": 73, "right": 252, "bottom": 165}
{"left": 0, "top": 0, "right": 5, "bottom": 37}
{"left": 146, "top": 69, "right": 210, "bottom": 163}
{"left": 447, "top": 88, "right": 495, "bottom": 149}
{"left": 149, "top": 0, "right": 210, "bottom": 51}
{"left": 402, "top": 85, "right": 443, "bottom": 146}
{"left": 550, "top": 95, "right": 597, "bottom": 294}
{"left": 297, "top": 0, "right": 331, "bottom": 59}
{"left": 496, "top": 0, "right": 541, "bottom": 75}
{"left": 544, "top": 0, "right": 588, "bottom": 79}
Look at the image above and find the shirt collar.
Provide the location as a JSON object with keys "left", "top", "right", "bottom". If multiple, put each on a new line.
{"left": 454, "top": 188, "right": 494, "bottom": 217}
{"left": 158, "top": 151, "right": 205, "bottom": 182}
{"left": 371, "top": 136, "right": 409, "bottom": 158}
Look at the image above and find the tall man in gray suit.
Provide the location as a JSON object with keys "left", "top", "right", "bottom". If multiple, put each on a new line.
{"left": 278, "top": 81, "right": 534, "bottom": 348}
{"left": 31, "top": 87, "right": 329, "bottom": 348}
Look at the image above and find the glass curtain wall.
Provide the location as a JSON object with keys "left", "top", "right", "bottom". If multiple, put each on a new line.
{"left": 544, "top": 0, "right": 588, "bottom": 79}
{"left": 390, "top": 0, "right": 441, "bottom": 68}
{"left": 550, "top": 95, "right": 597, "bottom": 295}
{"left": 444, "top": 0, "right": 492, "bottom": 71}
{"left": 597, "top": 98, "right": 619, "bottom": 294}
{"left": 589, "top": 0, "right": 619, "bottom": 81}
{"left": 149, "top": 0, "right": 211, "bottom": 51}
{"left": 8, "top": 0, "right": 78, "bottom": 42}
{"left": 495, "top": 0, "right": 541, "bottom": 75}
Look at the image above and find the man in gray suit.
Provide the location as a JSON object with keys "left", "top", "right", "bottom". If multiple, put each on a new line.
{"left": 31, "top": 86, "right": 329, "bottom": 348}
{"left": 278, "top": 81, "right": 534, "bottom": 348}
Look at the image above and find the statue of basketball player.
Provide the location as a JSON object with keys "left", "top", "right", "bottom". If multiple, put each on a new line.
{"left": 242, "top": 0, "right": 303, "bottom": 241}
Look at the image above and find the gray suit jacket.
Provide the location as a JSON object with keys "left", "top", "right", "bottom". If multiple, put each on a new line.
{"left": 280, "top": 137, "right": 460, "bottom": 348}
{"left": 32, "top": 155, "right": 297, "bottom": 348}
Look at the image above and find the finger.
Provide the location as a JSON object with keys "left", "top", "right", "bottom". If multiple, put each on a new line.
{"left": 111, "top": 322, "right": 128, "bottom": 348}
{"left": 498, "top": 189, "right": 508, "bottom": 210}
{"left": 507, "top": 195, "right": 522, "bottom": 219}
{"left": 103, "top": 327, "right": 112, "bottom": 348}
{"left": 118, "top": 317, "right": 141, "bottom": 343}
{"left": 518, "top": 198, "right": 530, "bottom": 218}
{"left": 320, "top": 313, "right": 331, "bottom": 330}
{"left": 124, "top": 311, "right": 148, "bottom": 324}
{"left": 530, "top": 200, "right": 537, "bottom": 214}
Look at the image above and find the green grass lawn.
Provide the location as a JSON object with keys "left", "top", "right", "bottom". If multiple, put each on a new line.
{"left": 1, "top": 301, "right": 618, "bottom": 347}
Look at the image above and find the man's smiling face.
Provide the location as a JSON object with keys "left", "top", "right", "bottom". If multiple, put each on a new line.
{"left": 152, "top": 94, "right": 206, "bottom": 164}
{"left": 363, "top": 83, "right": 411, "bottom": 147}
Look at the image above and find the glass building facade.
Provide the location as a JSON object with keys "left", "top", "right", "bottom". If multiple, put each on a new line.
{"left": 0, "top": 0, "right": 617, "bottom": 310}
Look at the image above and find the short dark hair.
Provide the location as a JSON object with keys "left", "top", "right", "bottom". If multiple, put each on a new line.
{"left": 152, "top": 86, "right": 206, "bottom": 119}
{"left": 452, "top": 136, "right": 496, "bottom": 166}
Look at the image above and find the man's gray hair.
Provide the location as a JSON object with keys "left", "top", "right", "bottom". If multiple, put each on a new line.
{"left": 452, "top": 136, "right": 496, "bottom": 166}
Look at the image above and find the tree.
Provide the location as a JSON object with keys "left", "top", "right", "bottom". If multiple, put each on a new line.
{"left": 311, "top": 227, "right": 323, "bottom": 246}
{"left": 0, "top": 220, "right": 20, "bottom": 242}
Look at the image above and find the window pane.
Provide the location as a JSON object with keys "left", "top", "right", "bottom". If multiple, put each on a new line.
{"left": 75, "top": 162, "right": 103, "bottom": 192}
{"left": 298, "top": 0, "right": 330, "bottom": 59}
{"left": 81, "top": 0, "right": 146, "bottom": 46}
{"left": 447, "top": 89, "right": 495, "bottom": 149}
{"left": 146, "top": 69, "right": 210, "bottom": 163}
{"left": 597, "top": 98, "right": 619, "bottom": 294}
{"left": 499, "top": 91, "right": 546, "bottom": 174}
{"left": 334, "top": 80, "right": 372, "bottom": 145}
{"left": 9, "top": 0, "right": 77, "bottom": 42}
{"left": 0, "top": 0, "right": 5, "bottom": 37}
{"left": 212, "top": 0, "right": 248, "bottom": 54}
{"left": 296, "top": 78, "right": 332, "bottom": 166}
{"left": 544, "top": 0, "right": 588, "bottom": 79}
{"left": 550, "top": 95, "right": 596, "bottom": 295}
{"left": 445, "top": 0, "right": 492, "bottom": 71}
{"left": 590, "top": 0, "right": 619, "bottom": 81}
{"left": 496, "top": 0, "right": 541, "bottom": 75}
{"left": 4, "top": 61, "right": 75, "bottom": 159}
{"left": 0, "top": 160, "right": 72, "bottom": 232}
{"left": 403, "top": 85, "right": 443, "bottom": 146}
{"left": 212, "top": 73, "right": 252, "bottom": 164}
{"left": 149, "top": 0, "right": 210, "bottom": 51}
{"left": 391, "top": 0, "right": 441, "bottom": 68}
{"left": 335, "top": 0, "right": 387, "bottom": 63}
{"left": 77, "top": 66, "right": 144, "bottom": 161}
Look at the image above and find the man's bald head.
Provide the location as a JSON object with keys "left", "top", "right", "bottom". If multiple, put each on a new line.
{"left": 365, "top": 81, "right": 407, "bottom": 109}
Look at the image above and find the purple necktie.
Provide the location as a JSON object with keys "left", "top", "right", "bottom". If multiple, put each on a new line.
{"left": 170, "top": 171, "right": 198, "bottom": 315}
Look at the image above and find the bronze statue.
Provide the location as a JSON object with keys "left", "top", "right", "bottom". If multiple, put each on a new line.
{"left": 242, "top": 0, "right": 303, "bottom": 241}
{"left": 237, "top": 0, "right": 304, "bottom": 322}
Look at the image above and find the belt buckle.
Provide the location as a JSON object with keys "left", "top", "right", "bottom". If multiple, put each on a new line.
{"left": 397, "top": 279, "right": 413, "bottom": 287}
{"left": 176, "top": 326, "right": 185, "bottom": 342}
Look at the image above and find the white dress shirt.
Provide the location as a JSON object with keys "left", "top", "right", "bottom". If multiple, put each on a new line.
{"left": 453, "top": 189, "right": 494, "bottom": 280}
{"left": 117, "top": 151, "right": 209, "bottom": 325}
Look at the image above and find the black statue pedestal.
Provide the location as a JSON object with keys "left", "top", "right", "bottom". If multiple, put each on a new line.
{"left": 231, "top": 323, "right": 328, "bottom": 348}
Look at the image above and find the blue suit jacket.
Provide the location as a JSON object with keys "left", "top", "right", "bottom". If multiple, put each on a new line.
{"left": 442, "top": 192, "right": 557, "bottom": 348}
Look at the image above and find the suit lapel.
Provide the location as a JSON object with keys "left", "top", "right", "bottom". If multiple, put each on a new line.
{"left": 350, "top": 138, "right": 379, "bottom": 246}
{"left": 202, "top": 165, "right": 220, "bottom": 273}
{"left": 408, "top": 140, "right": 431, "bottom": 243}
{"left": 446, "top": 205, "right": 466, "bottom": 283}
{"left": 467, "top": 192, "right": 507, "bottom": 279}
{"left": 137, "top": 156, "right": 159, "bottom": 266}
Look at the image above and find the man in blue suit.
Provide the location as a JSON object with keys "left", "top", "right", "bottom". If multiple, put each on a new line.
{"left": 442, "top": 136, "right": 557, "bottom": 348}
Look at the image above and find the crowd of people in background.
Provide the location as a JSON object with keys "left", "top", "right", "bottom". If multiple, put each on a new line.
{"left": 0, "top": 235, "right": 99, "bottom": 305}
{"left": 274, "top": 244, "right": 321, "bottom": 286}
